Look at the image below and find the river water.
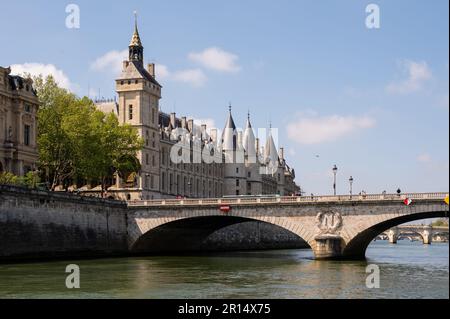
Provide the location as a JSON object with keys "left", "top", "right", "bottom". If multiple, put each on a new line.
{"left": 0, "top": 241, "right": 448, "bottom": 299}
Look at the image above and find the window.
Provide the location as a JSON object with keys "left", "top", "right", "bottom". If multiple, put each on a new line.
{"left": 146, "top": 154, "right": 149, "bottom": 165}
{"left": 248, "top": 172, "right": 251, "bottom": 178}
{"left": 24, "top": 125, "right": 31, "bottom": 146}
{"left": 236, "top": 179, "right": 240, "bottom": 187}
{"left": 236, "top": 190, "right": 240, "bottom": 196}
{"left": 161, "top": 172, "right": 166, "bottom": 191}
{"left": 146, "top": 131, "right": 149, "bottom": 146}
{"left": 135, "top": 80, "right": 138, "bottom": 84}
{"left": 121, "top": 81, "right": 124, "bottom": 85}
{"left": 151, "top": 175, "right": 155, "bottom": 189}
{"left": 129, "top": 105, "right": 133, "bottom": 120}
{"left": 152, "top": 155, "right": 156, "bottom": 167}
{"left": 236, "top": 167, "right": 239, "bottom": 174}
{"left": 25, "top": 104, "right": 31, "bottom": 113}
{"left": 152, "top": 108, "right": 155, "bottom": 124}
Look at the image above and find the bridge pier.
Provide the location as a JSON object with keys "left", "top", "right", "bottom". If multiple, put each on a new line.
{"left": 387, "top": 228, "right": 399, "bottom": 244}
{"left": 421, "top": 228, "right": 432, "bottom": 245}
{"left": 313, "top": 235, "right": 343, "bottom": 259}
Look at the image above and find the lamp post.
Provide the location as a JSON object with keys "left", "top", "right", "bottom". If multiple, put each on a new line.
{"left": 188, "top": 181, "right": 192, "bottom": 198}
{"left": 349, "top": 176, "right": 354, "bottom": 199}
{"left": 332, "top": 165, "right": 338, "bottom": 196}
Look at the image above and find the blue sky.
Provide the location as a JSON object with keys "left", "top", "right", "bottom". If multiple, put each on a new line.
{"left": 1, "top": 0, "right": 448, "bottom": 195}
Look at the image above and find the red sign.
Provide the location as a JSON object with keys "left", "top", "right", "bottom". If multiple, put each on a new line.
{"left": 404, "top": 198, "right": 413, "bottom": 206}
{"left": 220, "top": 205, "right": 231, "bottom": 213}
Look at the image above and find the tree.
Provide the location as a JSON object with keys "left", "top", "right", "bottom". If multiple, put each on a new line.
{"left": 33, "top": 75, "right": 143, "bottom": 194}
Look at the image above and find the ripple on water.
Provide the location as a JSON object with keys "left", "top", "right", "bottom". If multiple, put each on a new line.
{"left": 0, "top": 241, "right": 448, "bottom": 299}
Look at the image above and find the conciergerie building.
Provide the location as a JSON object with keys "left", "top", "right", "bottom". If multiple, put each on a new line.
{"left": 94, "top": 18, "right": 300, "bottom": 201}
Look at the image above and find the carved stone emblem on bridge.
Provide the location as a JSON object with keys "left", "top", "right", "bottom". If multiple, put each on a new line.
{"left": 315, "top": 210, "right": 343, "bottom": 238}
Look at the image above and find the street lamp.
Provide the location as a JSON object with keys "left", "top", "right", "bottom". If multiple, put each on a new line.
{"left": 349, "top": 176, "right": 354, "bottom": 198}
{"left": 332, "top": 165, "right": 338, "bottom": 196}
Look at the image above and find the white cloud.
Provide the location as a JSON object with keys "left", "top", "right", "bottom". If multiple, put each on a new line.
{"left": 90, "top": 49, "right": 128, "bottom": 75}
{"left": 10, "top": 63, "right": 74, "bottom": 91}
{"left": 417, "top": 153, "right": 432, "bottom": 163}
{"left": 172, "top": 69, "right": 207, "bottom": 87}
{"left": 189, "top": 47, "right": 241, "bottom": 73}
{"left": 287, "top": 114, "right": 376, "bottom": 145}
{"left": 387, "top": 60, "right": 432, "bottom": 94}
{"left": 156, "top": 64, "right": 170, "bottom": 79}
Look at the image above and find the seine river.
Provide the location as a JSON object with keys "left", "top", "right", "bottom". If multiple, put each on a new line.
{"left": 0, "top": 241, "right": 448, "bottom": 299}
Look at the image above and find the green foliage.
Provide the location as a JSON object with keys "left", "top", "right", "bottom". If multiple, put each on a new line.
{"left": 432, "top": 219, "right": 449, "bottom": 227}
{"left": 33, "top": 75, "right": 143, "bottom": 192}
{"left": 0, "top": 171, "right": 41, "bottom": 189}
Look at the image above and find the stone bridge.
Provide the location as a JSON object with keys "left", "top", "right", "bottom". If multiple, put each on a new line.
{"left": 382, "top": 225, "right": 449, "bottom": 244}
{"left": 0, "top": 185, "right": 448, "bottom": 261}
{"left": 127, "top": 193, "right": 449, "bottom": 259}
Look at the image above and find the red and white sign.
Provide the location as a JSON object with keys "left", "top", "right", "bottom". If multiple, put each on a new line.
{"left": 404, "top": 198, "right": 413, "bottom": 206}
{"left": 220, "top": 205, "right": 231, "bottom": 213}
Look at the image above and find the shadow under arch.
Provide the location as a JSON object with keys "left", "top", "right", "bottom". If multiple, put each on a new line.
{"left": 130, "top": 216, "right": 311, "bottom": 254}
{"left": 343, "top": 211, "right": 448, "bottom": 259}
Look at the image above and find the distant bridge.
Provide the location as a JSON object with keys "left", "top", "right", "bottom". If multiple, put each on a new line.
{"left": 379, "top": 225, "right": 449, "bottom": 244}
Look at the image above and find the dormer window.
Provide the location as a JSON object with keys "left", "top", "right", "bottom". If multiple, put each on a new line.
{"left": 25, "top": 104, "right": 31, "bottom": 113}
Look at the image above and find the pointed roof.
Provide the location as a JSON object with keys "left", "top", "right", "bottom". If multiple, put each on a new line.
{"left": 243, "top": 112, "right": 256, "bottom": 157}
{"left": 129, "top": 12, "right": 143, "bottom": 47}
{"left": 265, "top": 127, "right": 279, "bottom": 165}
{"left": 224, "top": 104, "right": 236, "bottom": 130}
{"left": 222, "top": 105, "right": 237, "bottom": 151}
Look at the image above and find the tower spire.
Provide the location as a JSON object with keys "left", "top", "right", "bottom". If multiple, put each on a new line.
{"left": 130, "top": 11, "right": 143, "bottom": 47}
{"left": 129, "top": 11, "right": 144, "bottom": 65}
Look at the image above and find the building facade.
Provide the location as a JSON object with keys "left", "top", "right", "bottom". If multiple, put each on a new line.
{"left": 94, "top": 18, "right": 300, "bottom": 200}
{"left": 0, "top": 66, "right": 39, "bottom": 176}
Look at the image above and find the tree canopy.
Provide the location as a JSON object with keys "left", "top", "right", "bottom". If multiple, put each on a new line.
{"left": 33, "top": 75, "right": 143, "bottom": 192}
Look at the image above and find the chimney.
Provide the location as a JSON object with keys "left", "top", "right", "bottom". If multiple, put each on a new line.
{"left": 147, "top": 63, "right": 156, "bottom": 77}
{"left": 201, "top": 124, "right": 207, "bottom": 138}
{"left": 211, "top": 129, "right": 217, "bottom": 143}
{"left": 188, "top": 119, "right": 194, "bottom": 133}
{"left": 170, "top": 112, "right": 176, "bottom": 128}
{"left": 181, "top": 117, "right": 187, "bottom": 129}
{"left": 279, "top": 147, "right": 285, "bottom": 161}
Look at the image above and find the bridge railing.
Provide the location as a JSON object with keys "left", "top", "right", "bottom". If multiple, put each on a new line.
{"left": 127, "top": 192, "right": 449, "bottom": 207}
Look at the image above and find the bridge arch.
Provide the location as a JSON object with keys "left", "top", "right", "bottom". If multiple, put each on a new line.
{"left": 343, "top": 210, "right": 448, "bottom": 259}
{"left": 129, "top": 214, "right": 314, "bottom": 254}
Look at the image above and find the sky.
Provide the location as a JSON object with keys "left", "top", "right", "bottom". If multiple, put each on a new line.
{"left": 1, "top": 0, "right": 448, "bottom": 195}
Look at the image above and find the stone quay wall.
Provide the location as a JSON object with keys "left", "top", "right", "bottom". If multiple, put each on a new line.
{"left": 0, "top": 185, "right": 129, "bottom": 261}
{"left": 0, "top": 186, "right": 307, "bottom": 261}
